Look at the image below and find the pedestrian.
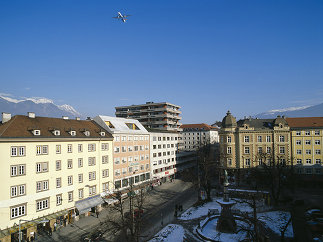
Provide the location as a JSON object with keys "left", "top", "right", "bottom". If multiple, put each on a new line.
{"left": 54, "top": 222, "right": 57, "bottom": 231}
{"left": 30, "top": 236, "right": 34, "bottom": 242}
{"left": 96, "top": 210, "right": 99, "bottom": 218}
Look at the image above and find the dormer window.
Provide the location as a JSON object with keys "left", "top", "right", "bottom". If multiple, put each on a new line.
{"left": 100, "top": 132, "right": 106, "bottom": 137}
{"left": 33, "top": 130, "right": 41, "bottom": 136}
{"left": 84, "top": 131, "right": 90, "bottom": 136}
{"left": 53, "top": 130, "right": 60, "bottom": 136}
{"left": 70, "top": 131, "right": 76, "bottom": 136}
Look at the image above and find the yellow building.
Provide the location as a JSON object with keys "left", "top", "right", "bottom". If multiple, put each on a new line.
{"left": 220, "top": 111, "right": 291, "bottom": 170}
{"left": 0, "top": 113, "right": 113, "bottom": 242}
{"left": 286, "top": 117, "right": 323, "bottom": 175}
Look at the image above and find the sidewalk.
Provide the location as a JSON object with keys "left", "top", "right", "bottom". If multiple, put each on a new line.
{"left": 35, "top": 179, "right": 194, "bottom": 242}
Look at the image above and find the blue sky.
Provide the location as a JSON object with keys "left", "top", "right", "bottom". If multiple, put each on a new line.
{"left": 0, "top": 0, "right": 322, "bottom": 123}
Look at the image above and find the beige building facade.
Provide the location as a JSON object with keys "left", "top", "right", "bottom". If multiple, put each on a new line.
{"left": 0, "top": 113, "right": 113, "bottom": 242}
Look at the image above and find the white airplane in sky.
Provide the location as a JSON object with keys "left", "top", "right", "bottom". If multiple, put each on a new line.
{"left": 113, "top": 12, "right": 131, "bottom": 23}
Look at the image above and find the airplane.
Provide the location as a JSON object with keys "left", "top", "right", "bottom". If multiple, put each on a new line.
{"left": 113, "top": 12, "right": 131, "bottom": 23}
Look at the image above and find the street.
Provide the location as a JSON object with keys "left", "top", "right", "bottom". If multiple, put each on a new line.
{"left": 35, "top": 179, "right": 196, "bottom": 242}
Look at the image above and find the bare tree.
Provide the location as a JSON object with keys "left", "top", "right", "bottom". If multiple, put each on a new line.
{"left": 105, "top": 183, "right": 147, "bottom": 242}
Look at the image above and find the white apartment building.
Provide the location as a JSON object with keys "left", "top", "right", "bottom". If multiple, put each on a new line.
{"left": 180, "top": 123, "right": 219, "bottom": 151}
{"left": 0, "top": 113, "right": 113, "bottom": 242}
{"left": 115, "top": 102, "right": 182, "bottom": 131}
{"left": 93, "top": 116, "right": 151, "bottom": 191}
{"left": 149, "top": 130, "right": 179, "bottom": 183}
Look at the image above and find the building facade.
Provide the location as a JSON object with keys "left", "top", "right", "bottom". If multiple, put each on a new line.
{"left": 149, "top": 130, "right": 179, "bottom": 183}
{"left": 219, "top": 111, "right": 291, "bottom": 170}
{"left": 286, "top": 117, "right": 323, "bottom": 175}
{"left": 115, "top": 102, "right": 182, "bottom": 131}
{"left": 0, "top": 113, "right": 113, "bottom": 242}
{"left": 93, "top": 116, "right": 151, "bottom": 190}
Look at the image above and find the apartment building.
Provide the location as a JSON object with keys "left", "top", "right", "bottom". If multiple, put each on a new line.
{"left": 286, "top": 117, "right": 323, "bottom": 175}
{"left": 0, "top": 113, "right": 113, "bottom": 242}
{"left": 180, "top": 123, "right": 219, "bottom": 151}
{"left": 93, "top": 116, "right": 151, "bottom": 190}
{"left": 115, "top": 102, "right": 182, "bottom": 131}
{"left": 149, "top": 130, "right": 179, "bottom": 183}
{"left": 219, "top": 111, "right": 291, "bottom": 170}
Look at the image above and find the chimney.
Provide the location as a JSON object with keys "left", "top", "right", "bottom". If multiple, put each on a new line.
{"left": 28, "top": 112, "right": 35, "bottom": 118}
{"left": 2, "top": 112, "right": 11, "bottom": 123}
{"left": 62, "top": 116, "right": 69, "bottom": 120}
{"left": 76, "top": 117, "right": 80, "bottom": 121}
{"left": 86, "top": 117, "right": 92, "bottom": 120}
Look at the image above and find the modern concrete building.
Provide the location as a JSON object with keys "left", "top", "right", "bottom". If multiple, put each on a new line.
{"left": 219, "top": 111, "right": 291, "bottom": 170}
{"left": 115, "top": 102, "right": 182, "bottom": 131}
{"left": 0, "top": 113, "right": 113, "bottom": 242}
{"left": 93, "top": 116, "right": 151, "bottom": 191}
{"left": 286, "top": 117, "right": 323, "bottom": 175}
{"left": 148, "top": 129, "right": 179, "bottom": 183}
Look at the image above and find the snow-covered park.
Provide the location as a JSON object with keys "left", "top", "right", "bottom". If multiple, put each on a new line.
{"left": 149, "top": 196, "right": 293, "bottom": 241}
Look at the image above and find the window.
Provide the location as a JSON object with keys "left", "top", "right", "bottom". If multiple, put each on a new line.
{"left": 115, "top": 169, "right": 120, "bottom": 176}
{"left": 128, "top": 136, "right": 133, "bottom": 141}
{"left": 315, "top": 130, "right": 320, "bottom": 135}
{"left": 56, "top": 178, "right": 61, "bottom": 188}
{"left": 53, "top": 130, "right": 60, "bottom": 136}
{"left": 297, "top": 159, "right": 302, "bottom": 164}
{"left": 245, "top": 159, "right": 250, "bottom": 166}
{"left": 227, "top": 147, "right": 232, "bottom": 154}
{"left": 315, "top": 168, "right": 321, "bottom": 174}
{"left": 128, "top": 146, "right": 133, "bottom": 152}
{"left": 316, "top": 159, "right": 321, "bottom": 164}
{"left": 11, "top": 204, "right": 26, "bottom": 219}
{"left": 296, "top": 149, "right": 302, "bottom": 154}
{"left": 103, "top": 183, "right": 109, "bottom": 193}
{"left": 79, "top": 189, "right": 84, "bottom": 199}
{"left": 258, "top": 147, "right": 263, "bottom": 154}
{"left": 296, "top": 140, "right": 301, "bottom": 145}
{"left": 114, "top": 147, "right": 120, "bottom": 153}
{"left": 11, "top": 184, "right": 26, "bottom": 198}
{"left": 279, "top": 135, "right": 285, "bottom": 142}
{"left": 266, "top": 136, "right": 271, "bottom": 142}
{"left": 122, "top": 168, "right": 127, "bottom": 174}
{"left": 78, "top": 144, "right": 83, "bottom": 152}
{"left": 306, "top": 159, "right": 311, "bottom": 164}
{"left": 56, "top": 145, "right": 61, "bottom": 154}
{"left": 102, "top": 155, "right": 109, "bottom": 164}
{"left": 114, "top": 158, "right": 120, "bottom": 164}
{"left": 89, "top": 186, "right": 96, "bottom": 196}
{"left": 305, "top": 131, "right": 310, "bottom": 136}
{"left": 305, "top": 140, "right": 311, "bottom": 145}
{"left": 67, "top": 159, "right": 73, "bottom": 169}
{"left": 115, "top": 136, "right": 120, "bottom": 141}
{"left": 67, "top": 144, "right": 72, "bottom": 153}
{"left": 70, "top": 131, "right": 76, "bottom": 136}
{"left": 122, "top": 157, "right": 127, "bottom": 163}
{"left": 296, "top": 131, "right": 301, "bottom": 136}
{"left": 121, "top": 136, "right": 126, "bottom": 141}
{"left": 244, "top": 146, "right": 250, "bottom": 154}
{"left": 68, "top": 191, "right": 73, "bottom": 202}
{"left": 244, "top": 136, "right": 249, "bottom": 143}
{"left": 33, "top": 129, "right": 41, "bottom": 136}
{"left": 306, "top": 168, "right": 312, "bottom": 174}
{"left": 257, "top": 136, "right": 262, "bottom": 142}
{"left": 56, "top": 194, "right": 62, "bottom": 206}
{"left": 67, "top": 175, "right": 73, "bottom": 185}
{"left": 122, "top": 146, "right": 127, "bottom": 152}
{"left": 88, "top": 157, "right": 96, "bottom": 166}
{"left": 36, "top": 145, "right": 48, "bottom": 155}
{"left": 36, "top": 162, "right": 48, "bottom": 173}
{"left": 306, "top": 149, "right": 311, "bottom": 154}
{"left": 315, "top": 140, "right": 321, "bottom": 145}
{"left": 89, "top": 171, "right": 96, "bottom": 181}
{"left": 88, "top": 144, "right": 96, "bottom": 152}
{"left": 36, "top": 180, "right": 49, "bottom": 192}
{"left": 266, "top": 147, "right": 271, "bottom": 153}
{"left": 279, "top": 147, "right": 285, "bottom": 154}
{"left": 11, "top": 164, "right": 26, "bottom": 177}
{"left": 134, "top": 146, "right": 139, "bottom": 151}
{"left": 78, "top": 158, "right": 83, "bottom": 167}
{"left": 102, "top": 169, "right": 109, "bottom": 178}
{"left": 227, "top": 158, "right": 232, "bottom": 166}
{"left": 78, "top": 174, "right": 83, "bottom": 183}
{"left": 315, "top": 149, "right": 321, "bottom": 154}
{"left": 101, "top": 143, "right": 109, "bottom": 151}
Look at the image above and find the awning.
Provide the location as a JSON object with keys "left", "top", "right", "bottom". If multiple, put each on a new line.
{"left": 75, "top": 195, "right": 104, "bottom": 214}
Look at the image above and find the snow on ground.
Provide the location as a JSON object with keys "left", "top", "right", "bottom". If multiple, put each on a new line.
{"left": 178, "top": 197, "right": 253, "bottom": 221}
{"left": 149, "top": 224, "right": 185, "bottom": 242}
{"left": 258, "top": 211, "right": 293, "bottom": 238}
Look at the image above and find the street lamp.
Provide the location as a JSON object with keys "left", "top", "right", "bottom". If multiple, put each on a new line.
{"left": 19, "top": 218, "right": 49, "bottom": 242}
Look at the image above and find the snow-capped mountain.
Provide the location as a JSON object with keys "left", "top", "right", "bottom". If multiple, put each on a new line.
{"left": 255, "top": 103, "right": 323, "bottom": 118}
{"left": 0, "top": 94, "right": 82, "bottom": 119}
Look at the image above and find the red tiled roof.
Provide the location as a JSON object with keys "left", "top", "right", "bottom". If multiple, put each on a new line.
{"left": 286, "top": 117, "right": 323, "bottom": 128}
{"left": 0, "top": 115, "right": 113, "bottom": 139}
{"left": 180, "top": 123, "right": 218, "bottom": 131}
